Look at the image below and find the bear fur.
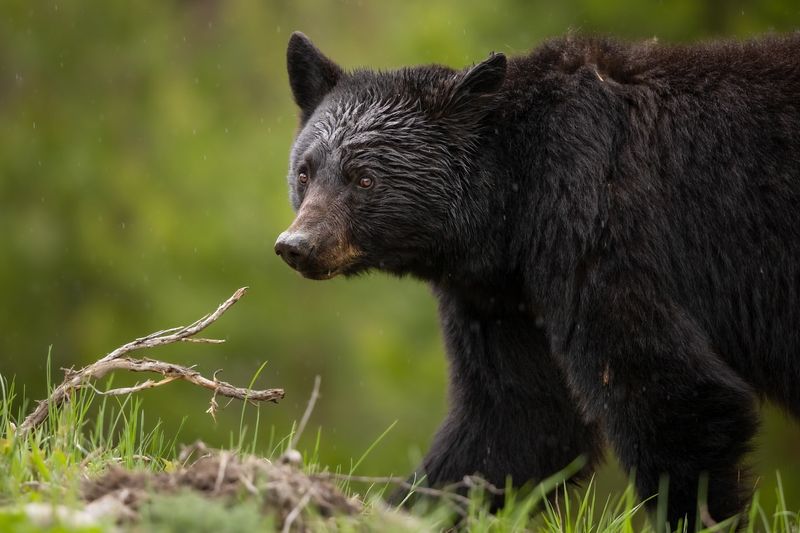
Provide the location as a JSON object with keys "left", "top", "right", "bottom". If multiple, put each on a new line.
{"left": 276, "top": 32, "right": 800, "bottom": 527}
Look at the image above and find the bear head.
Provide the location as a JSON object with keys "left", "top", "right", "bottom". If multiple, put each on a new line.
{"left": 275, "top": 32, "right": 506, "bottom": 281}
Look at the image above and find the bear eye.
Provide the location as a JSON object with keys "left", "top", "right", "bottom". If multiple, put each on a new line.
{"left": 358, "top": 176, "right": 374, "bottom": 189}
{"left": 297, "top": 171, "right": 309, "bottom": 185}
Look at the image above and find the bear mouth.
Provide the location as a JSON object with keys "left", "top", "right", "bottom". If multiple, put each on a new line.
{"left": 296, "top": 260, "right": 366, "bottom": 280}
{"left": 296, "top": 268, "right": 342, "bottom": 280}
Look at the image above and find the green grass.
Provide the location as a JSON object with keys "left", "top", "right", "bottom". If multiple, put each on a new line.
{"left": 0, "top": 370, "right": 798, "bottom": 533}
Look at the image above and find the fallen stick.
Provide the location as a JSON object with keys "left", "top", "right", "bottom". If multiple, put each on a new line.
{"left": 18, "top": 287, "right": 284, "bottom": 435}
{"left": 319, "top": 472, "right": 473, "bottom": 511}
{"left": 316, "top": 472, "right": 505, "bottom": 514}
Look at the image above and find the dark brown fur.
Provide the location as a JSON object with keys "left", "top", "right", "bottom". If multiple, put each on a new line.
{"left": 278, "top": 32, "right": 800, "bottom": 529}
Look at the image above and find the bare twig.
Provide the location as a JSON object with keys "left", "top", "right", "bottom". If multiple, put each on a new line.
{"left": 281, "top": 491, "right": 312, "bottom": 533}
{"left": 83, "top": 375, "right": 180, "bottom": 397}
{"left": 18, "top": 288, "right": 284, "bottom": 435}
{"left": 289, "top": 375, "right": 321, "bottom": 450}
{"left": 238, "top": 470, "right": 260, "bottom": 496}
{"left": 699, "top": 503, "right": 718, "bottom": 528}
{"left": 98, "top": 286, "right": 248, "bottom": 365}
{"left": 460, "top": 474, "right": 505, "bottom": 495}
{"left": 78, "top": 359, "right": 284, "bottom": 403}
{"left": 213, "top": 452, "right": 232, "bottom": 495}
{"left": 316, "top": 472, "right": 476, "bottom": 511}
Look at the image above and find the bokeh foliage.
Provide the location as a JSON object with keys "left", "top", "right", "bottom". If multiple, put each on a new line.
{"left": 1, "top": 0, "right": 799, "bottom": 507}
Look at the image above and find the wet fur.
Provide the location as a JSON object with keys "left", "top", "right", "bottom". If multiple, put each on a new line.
{"left": 282, "top": 32, "right": 800, "bottom": 527}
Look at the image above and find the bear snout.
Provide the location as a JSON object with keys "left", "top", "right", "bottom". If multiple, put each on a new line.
{"left": 274, "top": 230, "right": 314, "bottom": 272}
{"left": 275, "top": 229, "right": 359, "bottom": 280}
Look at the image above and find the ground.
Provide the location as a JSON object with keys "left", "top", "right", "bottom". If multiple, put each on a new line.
{"left": 0, "top": 376, "right": 798, "bottom": 532}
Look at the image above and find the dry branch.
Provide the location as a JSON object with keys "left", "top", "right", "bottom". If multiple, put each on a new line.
{"left": 289, "top": 374, "right": 321, "bottom": 451}
{"left": 82, "top": 359, "right": 285, "bottom": 404}
{"left": 316, "top": 472, "right": 504, "bottom": 512}
{"left": 18, "top": 287, "right": 284, "bottom": 435}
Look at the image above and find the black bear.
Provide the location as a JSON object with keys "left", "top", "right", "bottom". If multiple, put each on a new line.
{"left": 275, "top": 31, "right": 800, "bottom": 528}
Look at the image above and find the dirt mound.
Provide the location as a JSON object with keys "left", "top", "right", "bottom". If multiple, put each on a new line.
{"left": 82, "top": 442, "right": 362, "bottom": 531}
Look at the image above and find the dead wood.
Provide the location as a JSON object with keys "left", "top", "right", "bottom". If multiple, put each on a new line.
{"left": 18, "top": 287, "right": 284, "bottom": 435}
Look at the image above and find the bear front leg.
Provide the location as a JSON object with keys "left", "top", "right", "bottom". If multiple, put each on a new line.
{"left": 564, "top": 290, "right": 758, "bottom": 529}
{"left": 409, "top": 287, "right": 602, "bottom": 508}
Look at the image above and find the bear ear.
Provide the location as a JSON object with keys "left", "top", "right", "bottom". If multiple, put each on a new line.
{"left": 287, "top": 32, "right": 343, "bottom": 121}
{"left": 448, "top": 52, "right": 507, "bottom": 109}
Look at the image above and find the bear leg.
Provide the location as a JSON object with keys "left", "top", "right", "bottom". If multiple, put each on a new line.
{"left": 400, "top": 288, "right": 602, "bottom": 509}
{"left": 564, "top": 292, "right": 758, "bottom": 529}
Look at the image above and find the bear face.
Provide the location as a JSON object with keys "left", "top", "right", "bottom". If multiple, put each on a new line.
{"left": 276, "top": 32, "right": 507, "bottom": 280}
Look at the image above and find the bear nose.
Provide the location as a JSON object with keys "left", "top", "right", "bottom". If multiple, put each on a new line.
{"left": 274, "top": 231, "right": 312, "bottom": 270}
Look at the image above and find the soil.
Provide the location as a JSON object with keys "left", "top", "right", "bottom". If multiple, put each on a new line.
{"left": 81, "top": 442, "right": 363, "bottom": 531}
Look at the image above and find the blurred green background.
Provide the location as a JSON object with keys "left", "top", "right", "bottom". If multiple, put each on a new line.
{"left": 2, "top": 0, "right": 799, "bottom": 508}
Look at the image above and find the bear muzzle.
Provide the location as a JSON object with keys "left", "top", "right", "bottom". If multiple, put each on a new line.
{"left": 274, "top": 230, "right": 314, "bottom": 270}
{"left": 274, "top": 229, "right": 360, "bottom": 280}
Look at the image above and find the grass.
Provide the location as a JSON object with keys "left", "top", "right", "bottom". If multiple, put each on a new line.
{"left": 0, "top": 369, "right": 798, "bottom": 532}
